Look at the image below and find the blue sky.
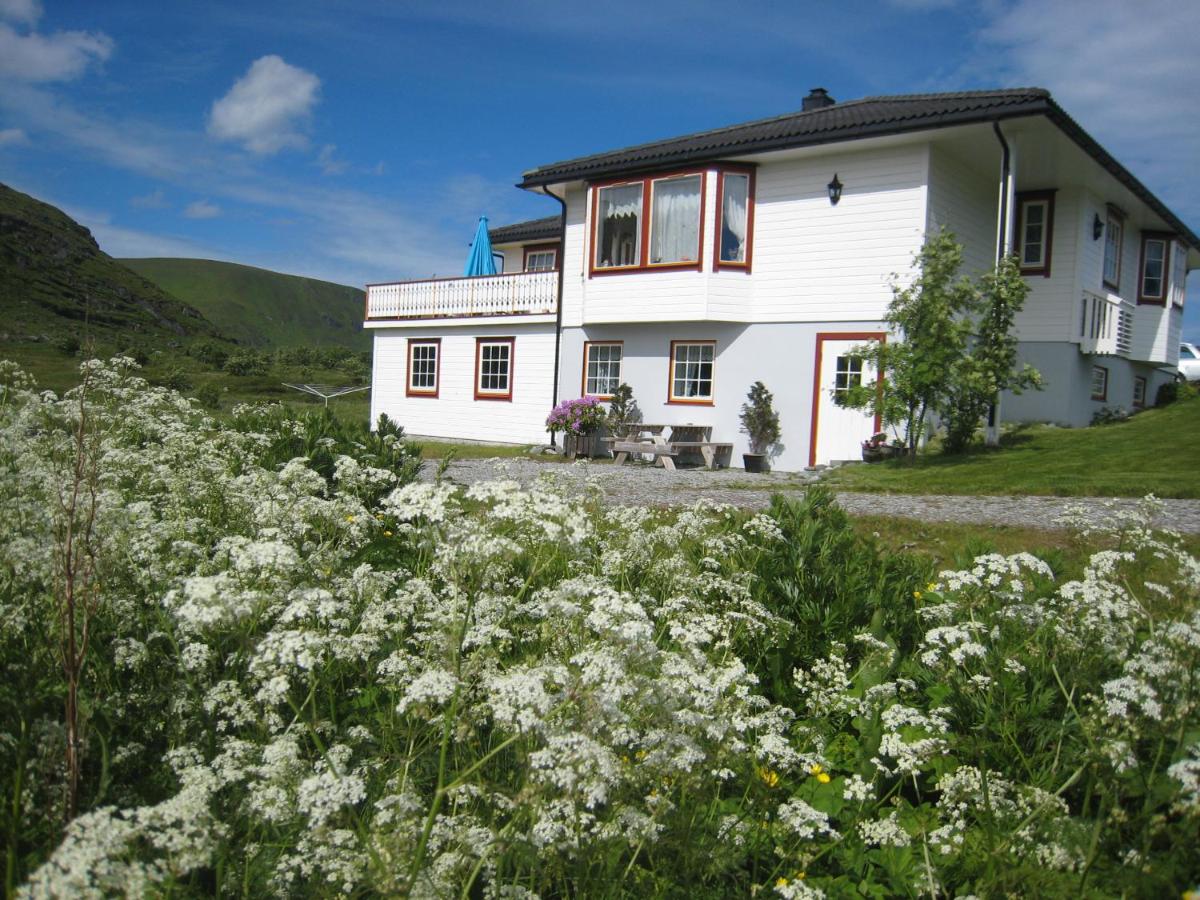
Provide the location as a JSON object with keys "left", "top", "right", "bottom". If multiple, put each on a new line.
{"left": 1, "top": 0, "right": 1197, "bottom": 337}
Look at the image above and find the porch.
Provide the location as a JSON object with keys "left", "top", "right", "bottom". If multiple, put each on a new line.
{"left": 365, "top": 270, "right": 558, "bottom": 321}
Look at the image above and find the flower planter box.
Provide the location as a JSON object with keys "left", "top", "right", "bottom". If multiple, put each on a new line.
{"left": 861, "top": 444, "right": 900, "bottom": 463}
{"left": 564, "top": 432, "right": 605, "bottom": 460}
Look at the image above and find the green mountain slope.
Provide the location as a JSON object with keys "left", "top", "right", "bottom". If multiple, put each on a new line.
{"left": 122, "top": 258, "right": 368, "bottom": 351}
{"left": 0, "top": 182, "right": 220, "bottom": 344}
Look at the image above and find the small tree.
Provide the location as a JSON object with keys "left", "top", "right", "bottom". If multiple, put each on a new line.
{"left": 835, "top": 230, "right": 1039, "bottom": 456}
{"left": 739, "top": 381, "right": 781, "bottom": 455}
{"left": 605, "top": 383, "right": 640, "bottom": 437}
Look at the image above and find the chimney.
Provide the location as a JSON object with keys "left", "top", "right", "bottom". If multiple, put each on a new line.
{"left": 802, "top": 87, "right": 835, "bottom": 111}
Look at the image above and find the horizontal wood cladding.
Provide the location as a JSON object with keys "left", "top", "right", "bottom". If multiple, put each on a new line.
{"left": 1012, "top": 190, "right": 1078, "bottom": 342}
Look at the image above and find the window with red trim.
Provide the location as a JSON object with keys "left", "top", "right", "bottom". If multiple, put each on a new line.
{"left": 1133, "top": 376, "right": 1147, "bottom": 408}
{"left": 592, "top": 171, "right": 705, "bottom": 273}
{"left": 714, "top": 169, "right": 754, "bottom": 272}
{"left": 523, "top": 243, "right": 559, "bottom": 272}
{"left": 668, "top": 341, "right": 715, "bottom": 404}
{"left": 1102, "top": 209, "right": 1123, "bottom": 291}
{"left": 475, "top": 337, "right": 514, "bottom": 401}
{"left": 1138, "top": 233, "right": 1170, "bottom": 304}
{"left": 406, "top": 339, "right": 440, "bottom": 397}
{"left": 582, "top": 341, "right": 622, "bottom": 398}
{"left": 1017, "top": 191, "right": 1055, "bottom": 277}
{"left": 1090, "top": 365, "right": 1108, "bottom": 401}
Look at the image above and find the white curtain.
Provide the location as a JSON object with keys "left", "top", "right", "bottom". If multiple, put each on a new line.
{"left": 650, "top": 176, "right": 701, "bottom": 264}
{"left": 721, "top": 175, "right": 748, "bottom": 262}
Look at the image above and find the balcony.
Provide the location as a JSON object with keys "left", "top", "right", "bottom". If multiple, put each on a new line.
{"left": 365, "top": 270, "right": 557, "bottom": 321}
{"left": 1079, "top": 289, "right": 1133, "bottom": 356}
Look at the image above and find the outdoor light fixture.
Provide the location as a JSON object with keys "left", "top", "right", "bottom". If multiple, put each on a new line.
{"left": 827, "top": 173, "right": 843, "bottom": 206}
{"left": 1093, "top": 213, "right": 1104, "bottom": 240}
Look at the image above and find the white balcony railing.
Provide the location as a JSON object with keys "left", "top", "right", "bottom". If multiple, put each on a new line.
{"left": 1079, "top": 289, "right": 1133, "bottom": 356}
{"left": 366, "top": 270, "right": 558, "bottom": 321}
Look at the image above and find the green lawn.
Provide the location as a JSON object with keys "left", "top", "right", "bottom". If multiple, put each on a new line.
{"left": 822, "top": 386, "right": 1200, "bottom": 498}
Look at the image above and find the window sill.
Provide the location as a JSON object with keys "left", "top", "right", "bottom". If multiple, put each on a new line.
{"left": 591, "top": 261, "right": 702, "bottom": 277}
{"left": 667, "top": 398, "right": 715, "bottom": 406}
{"left": 475, "top": 393, "right": 513, "bottom": 402}
{"left": 405, "top": 390, "right": 439, "bottom": 399}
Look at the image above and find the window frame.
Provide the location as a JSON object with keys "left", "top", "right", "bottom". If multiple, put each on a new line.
{"left": 1102, "top": 207, "right": 1123, "bottom": 292}
{"left": 1138, "top": 232, "right": 1171, "bottom": 305}
{"left": 1016, "top": 190, "right": 1056, "bottom": 277}
{"left": 1090, "top": 365, "right": 1109, "bottom": 402}
{"left": 666, "top": 339, "right": 716, "bottom": 406}
{"left": 581, "top": 340, "right": 623, "bottom": 399}
{"left": 474, "top": 337, "right": 515, "bottom": 402}
{"left": 590, "top": 169, "right": 707, "bottom": 276}
{"left": 1133, "top": 376, "right": 1147, "bottom": 409}
{"left": 523, "top": 243, "right": 559, "bottom": 272}
{"left": 405, "top": 338, "right": 441, "bottom": 398}
{"left": 712, "top": 166, "right": 756, "bottom": 274}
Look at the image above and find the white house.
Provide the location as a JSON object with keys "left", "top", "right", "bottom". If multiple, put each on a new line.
{"left": 366, "top": 87, "right": 1199, "bottom": 471}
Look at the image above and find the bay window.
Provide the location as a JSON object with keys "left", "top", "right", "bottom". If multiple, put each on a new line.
{"left": 1017, "top": 190, "right": 1055, "bottom": 277}
{"left": 715, "top": 169, "right": 754, "bottom": 272}
{"left": 649, "top": 175, "right": 702, "bottom": 264}
{"left": 668, "top": 340, "right": 715, "bottom": 404}
{"left": 1138, "top": 233, "right": 1169, "bottom": 304}
{"left": 592, "top": 171, "right": 705, "bottom": 273}
{"left": 1102, "top": 209, "right": 1122, "bottom": 291}
{"left": 595, "top": 182, "right": 643, "bottom": 269}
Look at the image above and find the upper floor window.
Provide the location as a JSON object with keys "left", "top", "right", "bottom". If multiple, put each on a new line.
{"left": 1138, "top": 233, "right": 1170, "bottom": 304}
{"left": 475, "top": 337, "right": 514, "bottom": 401}
{"left": 583, "top": 341, "right": 622, "bottom": 398}
{"left": 406, "top": 339, "right": 440, "bottom": 398}
{"left": 1172, "top": 241, "right": 1187, "bottom": 309}
{"left": 715, "top": 169, "right": 755, "bottom": 272}
{"left": 592, "top": 172, "right": 704, "bottom": 274}
{"left": 1102, "top": 209, "right": 1123, "bottom": 291}
{"left": 668, "top": 340, "right": 715, "bottom": 404}
{"left": 524, "top": 244, "right": 558, "bottom": 272}
{"left": 1017, "top": 190, "right": 1055, "bottom": 277}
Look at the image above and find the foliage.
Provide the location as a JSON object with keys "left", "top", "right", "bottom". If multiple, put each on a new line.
{"left": 545, "top": 396, "right": 606, "bottom": 435}
{"left": 187, "top": 339, "right": 230, "bottom": 370}
{"left": 1091, "top": 405, "right": 1131, "bottom": 426}
{"left": 836, "top": 231, "right": 1039, "bottom": 456}
{"left": 223, "top": 349, "right": 270, "bottom": 377}
{"left": 605, "top": 383, "right": 641, "bottom": 435}
{"left": 1156, "top": 380, "right": 1180, "bottom": 407}
{"left": 2, "top": 360, "right": 1199, "bottom": 898}
{"left": 739, "top": 380, "right": 782, "bottom": 455}
{"left": 193, "top": 382, "right": 222, "bottom": 411}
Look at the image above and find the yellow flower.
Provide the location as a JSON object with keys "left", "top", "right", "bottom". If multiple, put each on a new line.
{"left": 757, "top": 766, "right": 780, "bottom": 788}
{"left": 817, "top": 772, "right": 831, "bottom": 784}
{"left": 344, "top": 515, "right": 355, "bottom": 523}
{"left": 927, "top": 582, "right": 937, "bottom": 591}
{"left": 776, "top": 877, "right": 789, "bottom": 888}
{"left": 913, "top": 590, "right": 923, "bottom": 599}
{"left": 808, "top": 763, "right": 824, "bottom": 776}
{"left": 383, "top": 530, "right": 393, "bottom": 537}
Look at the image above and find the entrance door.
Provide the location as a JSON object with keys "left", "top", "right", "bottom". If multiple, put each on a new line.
{"left": 809, "top": 333, "right": 884, "bottom": 467}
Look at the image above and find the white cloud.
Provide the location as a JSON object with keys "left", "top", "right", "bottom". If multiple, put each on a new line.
{"left": 183, "top": 199, "right": 220, "bottom": 219}
{"left": 0, "top": 126, "right": 27, "bottom": 146}
{"left": 316, "top": 143, "right": 347, "bottom": 175}
{"left": 130, "top": 188, "right": 168, "bottom": 209}
{"left": 0, "top": 22, "right": 112, "bottom": 82}
{"left": 0, "top": 0, "right": 40, "bottom": 26}
{"left": 208, "top": 55, "right": 320, "bottom": 155}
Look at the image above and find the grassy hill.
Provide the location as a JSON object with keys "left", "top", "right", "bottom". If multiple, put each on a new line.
{"left": 0, "top": 182, "right": 221, "bottom": 348}
{"left": 122, "top": 258, "right": 368, "bottom": 351}
{"left": 820, "top": 385, "right": 1200, "bottom": 498}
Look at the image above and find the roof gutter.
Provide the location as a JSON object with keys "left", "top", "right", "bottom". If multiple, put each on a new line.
{"left": 537, "top": 185, "right": 568, "bottom": 448}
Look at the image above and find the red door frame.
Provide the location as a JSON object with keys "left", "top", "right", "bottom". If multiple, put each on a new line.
{"left": 808, "top": 332, "right": 886, "bottom": 468}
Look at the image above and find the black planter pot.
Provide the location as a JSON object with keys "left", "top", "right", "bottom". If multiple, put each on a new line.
{"left": 743, "top": 453, "right": 767, "bottom": 473}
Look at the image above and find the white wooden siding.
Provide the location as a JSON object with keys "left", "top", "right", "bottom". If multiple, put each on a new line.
{"left": 926, "top": 145, "right": 995, "bottom": 279}
{"left": 371, "top": 324, "right": 556, "bottom": 445}
{"left": 1012, "top": 189, "right": 1079, "bottom": 342}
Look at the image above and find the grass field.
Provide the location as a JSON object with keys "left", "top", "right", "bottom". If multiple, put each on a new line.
{"left": 821, "top": 386, "right": 1200, "bottom": 498}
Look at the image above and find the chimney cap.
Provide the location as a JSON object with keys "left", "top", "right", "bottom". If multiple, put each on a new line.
{"left": 803, "top": 87, "right": 836, "bottom": 111}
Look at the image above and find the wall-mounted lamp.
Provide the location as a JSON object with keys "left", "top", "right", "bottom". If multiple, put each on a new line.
{"left": 827, "top": 173, "right": 843, "bottom": 206}
{"left": 1092, "top": 213, "right": 1105, "bottom": 240}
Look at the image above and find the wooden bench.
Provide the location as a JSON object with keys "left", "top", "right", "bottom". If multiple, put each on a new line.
{"left": 610, "top": 440, "right": 680, "bottom": 469}
{"left": 666, "top": 441, "right": 734, "bottom": 469}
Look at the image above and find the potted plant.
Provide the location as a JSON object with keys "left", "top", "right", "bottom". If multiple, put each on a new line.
{"left": 546, "top": 396, "right": 607, "bottom": 459}
{"left": 605, "top": 383, "right": 641, "bottom": 439}
{"left": 739, "top": 381, "right": 780, "bottom": 473}
{"left": 861, "top": 432, "right": 902, "bottom": 462}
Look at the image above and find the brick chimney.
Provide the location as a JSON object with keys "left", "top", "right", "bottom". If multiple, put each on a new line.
{"left": 802, "top": 87, "right": 836, "bottom": 111}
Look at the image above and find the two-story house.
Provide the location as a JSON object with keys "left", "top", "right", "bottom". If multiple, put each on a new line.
{"left": 365, "top": 87, "right": 1198, "bottom": 471}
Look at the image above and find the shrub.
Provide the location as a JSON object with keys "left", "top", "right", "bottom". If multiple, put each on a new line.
{"left": 1156, "top": 380, "right": 1180, "bottom": 407}
{"left": 546, "top": 396, "right": 606, "bottom": 435}
{"left": 193, "top": 382, "right": 221, "bottom": 410}
{"left": 55, "top": 335, "right": 81, "bottom": 356}
{"left": 739, "top": 380, "right": 781, "bottom": 455}
{"left": 188, "top": 339, "right": 230, "bottom": 370}
{"left": 223, "top": 349, "right": 269, "bottom": 376}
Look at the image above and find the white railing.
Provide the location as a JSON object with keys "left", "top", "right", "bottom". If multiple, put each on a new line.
{"left": 1079, "top": 289, "right": 1133, "bottom": 356}
{"left": 366, "top": 270, "right": 557, "bottom": 320}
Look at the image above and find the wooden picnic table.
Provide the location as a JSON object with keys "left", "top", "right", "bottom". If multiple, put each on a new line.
{"left": 606, "top": 423, "right": 733, "bottom": 471}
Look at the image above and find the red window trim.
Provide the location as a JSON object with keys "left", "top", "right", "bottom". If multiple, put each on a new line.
{"left": 666, "top": 339, "right": 717, "bottom": 406}
{"left": 1137, "top": 232, "right": 1172, "bottom": 306}
{"left": 1016, "top": 189, "right": 1056, "bottom": 278}
{"left": 1090, "top": 365, "right": 1109, "bottom": 401}
{"left": 581, "top": 340, "right": 624, "bottom": 399}
{"left": 808, "top": 332, "right": 886, "bottom": 468}
{"left": 589, "top": 169, "right": 707, "bottom": 277}
{"left": 1102, "top": 207, "right": 1124, "bottom": 293}
{"left": 713, "top": 166, "right": 755, "bottom": 274}
{"left": 523, "top": 242, "right": 560, "bottom": 272}
{"left": 474, "top": 337, "right": 515, "bottom": 401}
{"left": 1132, "top": 375, "right": 1147, "bottom": 409}
{"left": 405, "top": 338, "right": 441, "bottom": 398}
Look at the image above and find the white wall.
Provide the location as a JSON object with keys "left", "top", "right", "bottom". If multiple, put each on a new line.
{"left": 371, "top": 323, "right": 557, "bottom": 444}
{"left": 1012, "top": 189, "right": 1080, "bottom": 343}
{"left": 926, "top": 145, "right": 996, "bottom": 279}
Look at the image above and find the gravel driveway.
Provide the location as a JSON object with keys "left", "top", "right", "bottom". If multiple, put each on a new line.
{"left": 421, "top": 457, "right": 1200, "bottom": 534}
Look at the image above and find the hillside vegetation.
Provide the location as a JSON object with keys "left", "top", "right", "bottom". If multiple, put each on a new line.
{"left": 122, "top": 257, "right": 368, "bottom": 351}
{"left": 822, "top": 386, "right": 1200, "bottom": 498}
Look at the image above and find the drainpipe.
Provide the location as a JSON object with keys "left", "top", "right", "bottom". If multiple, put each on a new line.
{"left": 987, "top": 121, "right": 1014, "bottom": 446}
{"left": 540, "top": 185, "right": 568, "bottom": 447}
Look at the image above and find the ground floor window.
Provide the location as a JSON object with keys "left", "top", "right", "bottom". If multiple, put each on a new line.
{"left": 476, "top": 337, "right": 515, "bottom": 400}
{"left": 669, "top": 340, "right": 715, "bottom": 403}
{"left": 1133, "top": 375, "right": 1146, "bottom": 408}
{"left": 583, "top": 342, "right": 622, "bottom": 398}
{"left": 406, "top": 339, "right": 440, "bottom": 397}
{"left": 1090, "top": 365, "right": 1108, "bottom": 401}
{"left": 833, "top": 355, "right": 863, "bottom": 394}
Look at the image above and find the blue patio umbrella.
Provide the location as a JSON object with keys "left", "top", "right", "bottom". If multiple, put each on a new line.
{"left": 463, "top": 215, "right": 498, "bottom": 276}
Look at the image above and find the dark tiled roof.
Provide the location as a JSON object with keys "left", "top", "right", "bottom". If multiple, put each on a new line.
{"left": 519, "top": 88, "right": 1198, "bottom": 249}
{"left": 488, "top": 215, "right": 561, "bottom": 244}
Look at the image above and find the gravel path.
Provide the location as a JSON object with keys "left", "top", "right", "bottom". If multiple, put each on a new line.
{"left": 422, "top": 457, "right": 1200, "bottom": 534}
